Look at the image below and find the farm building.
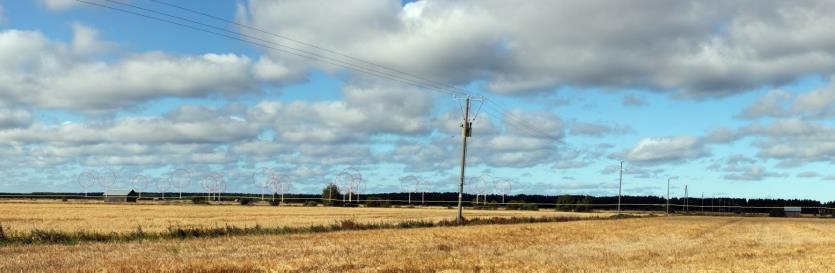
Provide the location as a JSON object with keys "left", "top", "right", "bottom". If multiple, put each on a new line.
{"left": 104, "top": 189, "right": 139, "bottom": 203}
{"left": 784, "top": 207, "right": 802, "bottom": 217}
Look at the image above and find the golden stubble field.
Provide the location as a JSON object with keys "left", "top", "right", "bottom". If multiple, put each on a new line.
{"left": 0, "top": 203, "right": 833, "bottom": 272}
{"left": 0, "top": 200, "right": 610, "bottom": 234}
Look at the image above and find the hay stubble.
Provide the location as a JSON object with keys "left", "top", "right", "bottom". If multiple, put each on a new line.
{"left": 1, "top": 214, "right": 834, "bottom": 272}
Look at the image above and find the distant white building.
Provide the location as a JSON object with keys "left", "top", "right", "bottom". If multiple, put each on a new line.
{"left": 784, "top": 207, "right": 802, "bottom": 217}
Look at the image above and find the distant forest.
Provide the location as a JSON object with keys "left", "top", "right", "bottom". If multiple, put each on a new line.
{"left": 5, "top": 191, "right": 833, "bottom": 214}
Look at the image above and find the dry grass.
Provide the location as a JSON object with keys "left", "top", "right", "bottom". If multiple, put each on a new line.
{"left": 0, "top": 200, "right": 609, "bottom": 234}
{"left": 2, "top": 216, "right": 834, "bottom": 272}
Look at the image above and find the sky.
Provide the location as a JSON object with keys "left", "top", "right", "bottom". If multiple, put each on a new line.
{"left": 2, "top": 0, "right": 835, "bottom": 201}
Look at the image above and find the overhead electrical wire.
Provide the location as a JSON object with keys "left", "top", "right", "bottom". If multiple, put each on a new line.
{"left": 76, "top": 0, "right": 562, "bottom": 141}
{"left": 480, "top": 99, "right": 564, "bottom": 142}
{"left": 81, "top": 0, "right": 464, "bottom": 97}
{"left": 148, "top": 0, "right": 470, "bottom": 96}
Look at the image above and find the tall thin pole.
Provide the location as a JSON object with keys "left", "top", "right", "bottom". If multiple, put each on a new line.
{"left": 666, "top": 178, "right": 671, "bottom": 216}
{"left": 684, "top": 185, "right": 688, "bottom": 214}
{"left": 701, "top": 192, "right": 704, "bottom": 213}
{"left": 618, "top": 161, "right": 623, "bottom": 214}
{"left": 456, "top": 97, "right": 471, "bottom": 225}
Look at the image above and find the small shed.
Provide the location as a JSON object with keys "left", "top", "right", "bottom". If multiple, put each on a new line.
{"left": 104, "top": 189, "right": 139, "bottom": 203}
{"left": 784, "top": 207, "right": 802, "bottom": 217}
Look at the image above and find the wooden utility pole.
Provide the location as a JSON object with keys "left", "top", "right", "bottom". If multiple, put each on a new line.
{"left": 666, "top": 178, "right": 671, "bottom": 216}
{"left": 456, "top": 97, "right": 471, "bottom": 225}
{"left": 684, "top": 185, "right": 689, "bottom": 214}
{"left": 618, "top": 161, "right": 623, "bottom": 214}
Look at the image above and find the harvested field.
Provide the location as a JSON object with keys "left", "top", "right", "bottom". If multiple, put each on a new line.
{"left": 0, "top": 201, "right": 609, "bottom": 234}
{"left": 2, "top": 215, "right": 833, "bottom": 272}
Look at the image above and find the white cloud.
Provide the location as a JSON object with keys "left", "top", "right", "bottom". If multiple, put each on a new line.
{"left": 501, "top": 110, "right": 563, "bottom": 139}
{"left": 245, "top": 84, "right": 568, "bottom": 169}
{"left": 696, "top": 119, "right": 835, "bottom": 167}
{"left": 69, "top": 22, "right": 115, "bottom": 56}
{"left": 464, "top": 110, "right": 564, "bottom": 168}
{"left": 484, "top": 135, "right": 550, "bottom": 152}
{"left": 389, "top": 141, "right": 455, "bottom": 172}
{"left": 791, "top": 80, "right": 835, "bottom": 118}
{"left": 0, "top": 108, "right": 32, "bottom": 129}
{"left": 569, "top": 122, "right": 630, "bottom": 137}
{"left": 739, "top": 77, "right": 835, "bottom": 119}
{"left": 723, "top": 165, "right": 785, "bottom": 181}
{"left": 38, "top": 0, "right": 80, "bottom": 11}
{"left": 0, "top": 112, "right": 259, "bottom": 145}
{"left": 755, "top": 140, "right": 835, "bottom": 163}
{"left": 623, "top": 136, "right": 707, "bottom": 164}
{"left": 737, "top": 89, "right": 791, "bottom": 119}
{"left": 231, "top": 140, "right": 288, "bottom": 159}
{"left": 253, "top": 56, "right": 304, "bottom": 84}
{"left": 741, "top": 119, "right": 830, "bottom": 137}
{"left": 552, "top": 147, "right": 600, "bottom": 170}
{"left": 702, "top": 127, "right": 742, "bottom": 144}
{"left": 600, "top": 163, "right": 663, "bottom": 179}
{"left": 797, "top": 171, "right": 818, "bottom": 178}
{"left": 248, "top": 82, "right": 436, "bottom": 143}
{"left": 241, "top": 0, "right": 835, "bottom": 97}
{"left": 16, "top": 1, "right": 835, "bottom": 193}
{"left": 0, "top": 27, "right": 299, "bottom": 113}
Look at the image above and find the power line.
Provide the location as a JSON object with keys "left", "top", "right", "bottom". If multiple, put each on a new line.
{"left": 76, "top": 0, "right": 568, "bottom": 149}
{"left": 479, "top": 101, "right": 564, "bottom": 142}
{"left": 73, "top": 1, "right": 595, "bottom": 225}
{"left": 485, "top": 98, "right": 564, "bottom": 141}
{"left": 148, "top": 0, "right": 471, "bottom": 96}
{"left": 150, "top": 0, "right": 564, "bottom": 141}
{"left": 81, "top": 0, "right": 465, "bottom": 97}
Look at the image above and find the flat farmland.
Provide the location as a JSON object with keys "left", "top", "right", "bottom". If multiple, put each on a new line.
{"left": 1, "top": 216, "right": 833, "bottom": 272}
{"left": 0, "top": 201, "right": 609, "bottom": 234}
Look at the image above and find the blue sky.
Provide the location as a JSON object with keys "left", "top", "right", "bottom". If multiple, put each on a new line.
{"left": 2, "top": 0, "right": 835, "bottom": 201}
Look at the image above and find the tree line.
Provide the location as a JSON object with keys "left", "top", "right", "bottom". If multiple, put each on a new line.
{"left": 4, "top": 188, "right": 833, "bottom": 215}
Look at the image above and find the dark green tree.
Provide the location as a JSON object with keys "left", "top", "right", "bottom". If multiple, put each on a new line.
{"left": 555, "top": 195, "right": 575, "bottom": 212}
{"left": 575, "top": 196, "right": 592, "bottom": 212}
{"left": 322, "top": 183, "right": 341, "bottom": 206}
